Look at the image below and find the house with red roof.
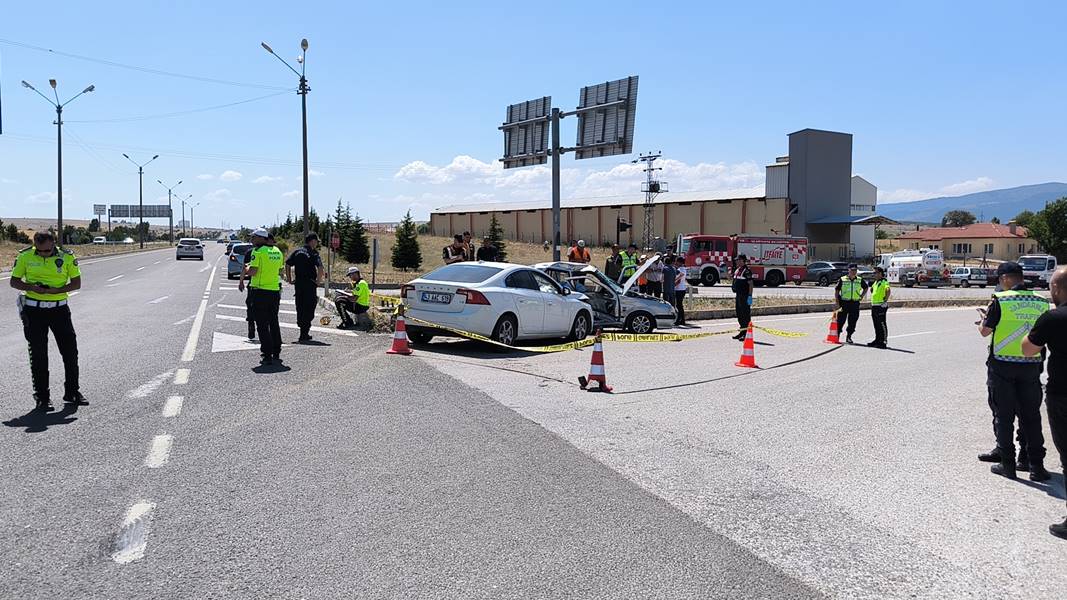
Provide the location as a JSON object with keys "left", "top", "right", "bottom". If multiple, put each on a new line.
{"left": 895, "top": 222, "right": 1039, "bottom": 260}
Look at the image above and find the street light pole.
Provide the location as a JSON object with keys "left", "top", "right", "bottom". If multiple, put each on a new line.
{"left": 262, "top": 38, "right": 310, "bottom": 236}
{"left": 179, "top": 194, "right": 192, "bottom": 237}
{"left": 123, "top": 154, "right": 159, "bottom": 248}
{"left": 190, "top": 201, "right": 201, "bottom": 236}
{"left": 158, "top": 179, "right": 182, "bottom": 244}
{"left": 21, "top": 79, "right": 94, "bottom": 243}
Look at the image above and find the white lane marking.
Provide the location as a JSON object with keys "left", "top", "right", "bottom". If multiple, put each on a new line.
{"left": 217, "top": 303, "right": 298, "bottom": 315}
{"left": 127, "top": 371, "right": 175, "bottom": 399}
{"left": 172, "top": 315, "right": 195, "bottom": 326}
{"left": 215, "top": 313, "right": 358, "bottom": 336}
{"left": 69, "top": 291, "right": 81, "bottom": 297}
{"left": 111, "top": 501, "right": 156, "bottom": 564}
{"left": 162, "top": 396, "right": 183, "bottom": 417}
{"left": 106, "top": 283, "right": 122, "bottom": 287}
{"left": 148, "top": 295, "right": 170, "bottom": 304}
{"left": 107, "top": 275, "right": 124, "bottom": 282}
{"left": 144, "top": 434, "right": 174, "bottom": 468}
{"left": 0, "top": 276, "right": 10, "bottom": 281}
{"left": 173, "top": 368, "right": 190, "bottom": 385}
{"left": 154, "top": 261, "right": 161, "bottom": 264}
{"left": 211, "top": 331, "right": 288, "bottom": 352}
{"left": 219, "top": 287, "right": 238, "bottom": 291}
{"left": 181, "top": 264, "right": 218, "bottom": 362}
{"left": 889, "top": 331, "right": 936, "bottom": 339}
{"left": 200, "top": 265, "right": 211, "bottom": 272}
{"left": 136, "top": 266, "right": 146, "bottom": 271}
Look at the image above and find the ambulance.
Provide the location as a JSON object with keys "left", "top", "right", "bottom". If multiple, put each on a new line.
{"left": 678, "top": 234, "right": 808, "bottom": 287}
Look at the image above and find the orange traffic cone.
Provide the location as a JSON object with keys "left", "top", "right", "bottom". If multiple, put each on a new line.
{"left": 578, "top": 331, "right": 613, "bottom": 393}
{"left": 824, "top": 311, "right": 841, "bottom": 345}
{"left": 387, "top": 305, "right": 413, "bottom": 356}
{"left": 735, "top": 322, "right": 759, "bottom": 368}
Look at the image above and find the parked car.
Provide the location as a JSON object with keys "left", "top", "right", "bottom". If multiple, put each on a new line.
{"left": 216, "top": 238, "right": 228, "bottom": 244}
{"left": 92, "top": 236, "right": 107, "bottom": 245}
{"left": 950, "top": 267, "right": 989, "bottom": 288}
{"left": 401, "top": 262, "right": 592, "bottom": 346}
{"left": 176, "top": 237, "right": 204, "bottom": 260}
{"left": 803, "top": 262, "right": 851, "bottom": 286}
{"left": 226, "top": 242, "right": 254, "bottom": 279}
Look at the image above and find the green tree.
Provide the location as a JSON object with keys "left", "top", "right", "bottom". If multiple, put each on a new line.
{"left": 486, "top": 213, "right": 508, "bottom": 262}
{"left": 343, "top": 212, "right": 370, "bottom": 263}
{"left": 332, "top": 200, "right": 351, "bottom": 243}
{"left": 391, "top": 210, "right": 422, "bottom": 271}
{"left": 941, "top": 210, "right": 977, "bottom": 227}
{"left": 1013, "top": 210, "right": 1035, "bottom": 228}
{"left": 88, "top": 218, "right": 100, "bottom": 232}
{"left": 875, "top": 228, "right": 890, "bottom": 240}
{"left": 5, "top": 223, "right": 19, "bottom": 242}
{"left": 989, "top": 216, "right": 1000, "bottom": 224}
{"left": 1027, "top": 197, "right": 1067, "bottom": 261}
{"left": 0, "top": 219, "right": 5, "bottom": 240}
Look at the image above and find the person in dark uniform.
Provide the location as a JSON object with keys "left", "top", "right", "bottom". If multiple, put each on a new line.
{"left": 9, "top": 231, "right": 88, "bottom": 411}
{"left": 476, "top": 236, "right": 499, "bottom": 261}
{"left": 1022, "top": 266, "right": 1067, "bottom": 539}
{"left": 732, "top": 255, "right": 754, "bottom": 340}
{"left": 285, "top": 233, "right": 325, "bottom": 343}
{"left": 239, "top": 228, "right": 285, "bottom": 365}
{"left": 978, "top": 261, "right": 1050, "bottom": 481}
{"left": 834, "top": 264, "right": 868, "bottom": 344}
{"left": 243, "top": 242, "right": 258, "bottom": 340}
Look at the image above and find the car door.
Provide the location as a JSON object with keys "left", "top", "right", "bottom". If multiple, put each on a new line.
{"left": 504, "top": 270, "right": 545, "bottom": 334}
{"left": 531, "top": 271, "right": 570, "bottom": 335}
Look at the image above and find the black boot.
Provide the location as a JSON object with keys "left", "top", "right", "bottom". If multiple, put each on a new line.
{"left": 1051, "top": 518, "right": 1067, "bottom": 540}
{"left": 247, "top": 322, "right": 256, "bottom": 340}
{"left": 977, "top": 448, "right": 1002, "bottom": 463}
{"left": 1029, "top": 464, "right": 1051, "bottom": 482}
{"left": 991, "top": 460, "right": 1017, "bottom": 480}
{"left": 34, "top": 393, "right": 53, "bottom": 412}
{"left": 63, "top": 392, "right": 89, "bottom": 406}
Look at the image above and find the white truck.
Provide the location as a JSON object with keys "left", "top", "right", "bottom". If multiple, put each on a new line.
{"left": 1018, "top": 254, "right": 1058, "bottom": 289}
{"left": 886, "top": 249, "right": 949, "bottom": 287}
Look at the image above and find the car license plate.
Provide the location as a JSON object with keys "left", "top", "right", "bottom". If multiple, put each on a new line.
{"left": 421, "top": 292, "right": 452, "bottom": 304}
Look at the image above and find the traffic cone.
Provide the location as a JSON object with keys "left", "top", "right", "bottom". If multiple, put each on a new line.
{"left": 578, "top": 330, "right": 613, "bottom": 393}
{"left": 735, "top": 322, "right": 759, "bottom": 368}
{"left": 387, "top": 305, "right": 413, "bottom": 356}
{"left": 824, "top": 311, "right": 841, "bottom": 345}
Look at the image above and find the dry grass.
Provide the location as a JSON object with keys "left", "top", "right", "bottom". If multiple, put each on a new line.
{"left": 1, "top": 241, "right": 171, "bottom": 273}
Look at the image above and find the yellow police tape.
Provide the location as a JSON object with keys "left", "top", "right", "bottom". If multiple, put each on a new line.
{"left": 371, "top": 292, "right": 402, "bottom": 306}
{"left": 404, "top": 314, "right": 596, "bottom": 352}
{"left": 753, "top": 325, "right": 809, "bottom": 339}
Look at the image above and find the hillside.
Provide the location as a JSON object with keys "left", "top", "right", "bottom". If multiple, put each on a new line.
{"left": 878, "top": 182, "right": 1067, "bottom": 223}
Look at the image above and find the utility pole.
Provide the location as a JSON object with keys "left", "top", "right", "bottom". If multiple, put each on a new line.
{"left": 262, "top": 39, "right": 310, "bottom": 236}
{"left": 123, "top": 153, "right": 159, "bottom": 248}
{"left": 633, "top": 152, "right": 666, "bottom": 250}
{"left": 158, "top": 179, "right": 182, "bottom": 244}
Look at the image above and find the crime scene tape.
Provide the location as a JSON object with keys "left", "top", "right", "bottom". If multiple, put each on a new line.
{"left": 404, "top": 314, "right": 595, "bottom": 353}
{"left": 599, "top": 330, "right": 737, "bottom": 342}
{"left": 371, "top": 292, "right": 402, "bottom": 305}
{"left": 753, "top": 325, "right": 808, "bottom": 338}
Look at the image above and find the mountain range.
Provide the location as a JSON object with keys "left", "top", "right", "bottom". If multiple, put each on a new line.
{"left": 876, "top": 182, "right": 1067, "bottom": 223}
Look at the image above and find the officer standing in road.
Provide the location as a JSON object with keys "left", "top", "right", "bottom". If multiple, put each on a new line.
{"left": 9, "top": 231, "right": 88, "bottom": 411}
{"left": 285, "top": 233, "right": 325, "bottom": 343}
{"left": 867, "top": 266, "right": 891, "bottom": 348}
{"left": 834, "top": 264, "right": 868, "bottom": 344}
{"left": 732, "top": 254, "right": 754, "bottom": 340}
{"left": 239, "top": 228, "right": 285, "bottom": 365}
{"left": 1022, "top": 266, "right": 1067, "bottom": 539}
{"left": 978, "top": 261, "right": 1050, "bottom": 481}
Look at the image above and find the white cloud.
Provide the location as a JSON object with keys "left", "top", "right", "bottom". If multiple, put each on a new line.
{"left": 196, "top": 173, "right": 214, "bottom": 180}
{"left": 204, "top": 188, "right": 233, "bottom": 202}
{"left": 940, "top": 176, "right": 994, "bottom": 196}
{"left": 1, "top": 178, "right": 18, "bottom": 184}
{"left": 878, "top": 188, "right": 931, "bottom": 204}
{"left": 878, "top": 176, "right": 996, "bottom": 204}
{"left": 219, "top": 170, "right": 243, "bottom": 182}
{"left": 253, "top": 175, "right": 282, "bottom": 184}
{"left": 394, "top": 155, "right": 499, "bottom": 184}
{"left": 309, "top": 169, "right": 325, "bottom": 177}
{"left": 281, "top": 190, "right": 300, "bottom": 198}
{"left": 25, "top": 191, "right": 57, "bottom": 204}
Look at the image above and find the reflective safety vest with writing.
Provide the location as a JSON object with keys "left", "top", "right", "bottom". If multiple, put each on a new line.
{"left": 870, "top": 279, "right": 890, "bottom": 304}
{"left": 250, "top": 245, "right": 285, "bottom": 291}
{"left": 12, "top": 246, "right": 81, "bottom": 301}
{"left": 991, "top": 290, "right": 1048, "bottom": 363}
{"left": 839, "top": 276, "right": 864, "bottom": 301}
{"left": 620, "top": 252, "right": 637, "bottom": 277}
{"left": 351, "top": 279, "right": 370, "bottom": 307}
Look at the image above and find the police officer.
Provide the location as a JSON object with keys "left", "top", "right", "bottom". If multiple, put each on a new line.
{"left": 619, "top": 243, "right": 639, "bottom": 283}
{"left": 732, "top": 254, "right": 754, "bottom": 340}
{"left": 834, "top": 264, "right": 868, "bottom": 344}
{"left": 979, "top": 261, "right": 1050, "bottom": 481}
{"left": 9, "top": 231, "right": 88, "bottom": 411}
{"left": 334, "top": 266, "right": 372, "bottom": 330}
{"left": 239, "top": 228, "right": 285, "bottom": 365}
{"left": 285, "top": 233, "right": 325, "bottom": 343}
{"left": 867, "top": 266, "right": 891, "bottom": 348}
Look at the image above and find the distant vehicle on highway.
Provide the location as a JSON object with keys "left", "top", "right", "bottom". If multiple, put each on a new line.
{"left": 176, "top": 237, "right": 204, "bottom": 260}
{"left": 226, "top": 242, "right": 254, "bottom": 279}
{"left": 401, "top": 262, "right": 592, "bottom": 347}
{"left": 92, "top": 236, "right": 107, "bottom": 245}
{"left": 122, "top": 237, "right": 134, "bottom": 244}
{"left": 534, "top": 259, "right": 675, "bottom": 333}
{"left": 678, "top": 233, "right": 808, "bottom": 287}
{"left": 949, "top": 267, "right": 989, "bottom": 288}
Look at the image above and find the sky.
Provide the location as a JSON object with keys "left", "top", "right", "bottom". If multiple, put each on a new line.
{"left": 1, "top": 0, "right": 1065, "bottom": 230}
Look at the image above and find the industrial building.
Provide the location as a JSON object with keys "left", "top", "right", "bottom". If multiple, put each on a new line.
{"left": 428, "top": 129, "right": 894, "bottom": 260}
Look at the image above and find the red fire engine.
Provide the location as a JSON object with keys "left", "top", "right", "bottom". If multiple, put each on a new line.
{"left": 678, "top": 234, "right": 809, "bottom": 287}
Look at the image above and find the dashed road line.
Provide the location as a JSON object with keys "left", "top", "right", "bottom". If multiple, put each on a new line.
{"left": 889, "top": 331, "right": 936, "bottom": 339}
{"left": 148, "top": 295, "right": 170, "bottom": 304}
{"left": 127, "top": 371, "right": 175, "bottom": 399}
{"left": 107, "top": 274, "right": 124, "bottom": 282}
{"left": 136, "top": 266, "right": 146, "bottom": 271}
{"left": 217, "top": 303, "right": 297, "bottom": 315}
{"left": 173, "top": 368, "right": 190, "bottom": 385}
{"left": 172, "top": 315, "right": 195, "bottom": 326}
{"left": 144, "top": 434, "right": 174, "bottom": 468}
{"left": 111, "top": 501, "right": 156, "bottom": 564}
{"left": 153, "top": 261, "right": 161, "bottom": 264}
{"left": 162, "top": 396, "right": 183, "bottom": 417}
{"left": 69, "top": 291, "right": 80, "bottom": 297}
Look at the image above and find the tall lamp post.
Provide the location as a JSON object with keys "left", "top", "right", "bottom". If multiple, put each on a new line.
{"left": 190, "top": 201, "right": 201, "bottom": 237}
{"left": 157, "top": 179, "right": 182, "bottom": 244}
{"left": 261, "top": 38, "right": 310, "bottom": 236}
{"left": 179, "top": 194, "right": 192, "bottom": 236}
{"left": 21, "top": 79, "right": 94, "bottom": 243}
{"left": 122, "top": 153, "right": 159, "bottom": 248}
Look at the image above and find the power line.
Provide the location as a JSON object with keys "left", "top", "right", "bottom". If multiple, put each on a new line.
{"left": 65, "top": 89, "right": 294, "bottom": 123}
{"left": 0, "top": 37, "right": 290, "bottom": 91}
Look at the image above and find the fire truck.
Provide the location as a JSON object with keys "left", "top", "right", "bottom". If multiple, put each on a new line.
{"left": 678, "top": 234, "right": 809, "bottom": 287}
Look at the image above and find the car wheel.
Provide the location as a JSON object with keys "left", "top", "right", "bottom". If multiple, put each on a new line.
{"left": 961, "top": 280, "right": 970, "bottom": 288}
{"left": 818, "top": 274, "right": 830, "bottom": 286}
{"left": 625, "top": 311, "right": 655, "bottom": 334}
{"left": 701, "top": 269, "right": 719, "bottom": 286}
{"left": 979, "top": 285, "right": 987, "bottom": 288}
{"left": 491, "top": 314, "right": 518, "bottom": 347}
{"left": 793, "top": 280, "right": 803, "bottom": 286}
{"left": 569, "top": 312, "right": 590, "bottom": 341}
{"left": 765, "top": 270, "right": 784, "bottom": 288}
{"left": 408, "top": 331, "right": 434, "bottom": 345}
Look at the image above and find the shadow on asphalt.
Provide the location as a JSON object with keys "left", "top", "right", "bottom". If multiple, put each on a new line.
{"left": 411, "top": 340, "right": 551, "bottom": 360}
{"left": 3, "top": 403, "right": 80, "bottom": 433}
{"left": 847, "top": 343, "right": 917, "bottom": 355}
{"left": 1017, "top": 473, "right": 1067, "bottom": 501}
{"left": 296, "top": 340, "right": 331, "bottom": 347}
{"left": 253, "top": 362, "right": 293, "bottom": 374}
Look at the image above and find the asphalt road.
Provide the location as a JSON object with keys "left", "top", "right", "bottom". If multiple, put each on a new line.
{"left": 0, "top": 245, "right": 819, "bottom": 598}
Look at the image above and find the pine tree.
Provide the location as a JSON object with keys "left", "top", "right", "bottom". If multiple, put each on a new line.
{"left": 391, "top": 210, "right": 422, "bottom": 271}
{"left": 486, "top": 213, "right": 508, "bottom": 262}
{"left": 344, "top": 212, "right": 370, "bottom": 263}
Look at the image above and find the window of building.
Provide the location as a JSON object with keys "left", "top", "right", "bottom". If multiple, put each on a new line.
{"left": 951, "top": 243, "right": 972, "bottom": 254}
{"left": 1019, "top": 243, "right": 1025, "bottom": 253}
{"left": 984, "top": 243, "right": 994, "bottom": 254}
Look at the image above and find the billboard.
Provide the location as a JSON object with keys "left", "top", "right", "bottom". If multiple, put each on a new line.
{"left": 93, "top": 204, "right": 106, "bottom": 216}
{"left": 574, "top": 76, "right": 638, "bottom": 160}
{"left": 109, "top": 205, "right": 172, "bottom": 218}
{"left": 500, "top": 96, "right": 551, "bottom": 169}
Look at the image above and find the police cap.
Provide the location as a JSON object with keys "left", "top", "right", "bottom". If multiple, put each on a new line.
{"left": 996, "top": 261, "right": 1023, "bottom": 277}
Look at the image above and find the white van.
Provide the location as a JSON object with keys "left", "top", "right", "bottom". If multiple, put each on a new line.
{"left": 1018, "top": 255, "right": 1057, "bottom": 289}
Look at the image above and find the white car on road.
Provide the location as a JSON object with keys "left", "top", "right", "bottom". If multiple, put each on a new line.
{"left": 401, "top": 262, "right": 593, "bottom": 346}
{"left": 175, "top": 237, "right": 204, "bottom": 260}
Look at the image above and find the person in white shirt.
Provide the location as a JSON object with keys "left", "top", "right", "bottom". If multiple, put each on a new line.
{"left": 674, "top": 256, "right": 688, "bottom": 325}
